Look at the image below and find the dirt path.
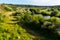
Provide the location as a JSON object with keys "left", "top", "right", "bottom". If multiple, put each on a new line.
{"left": 5, "top": 11, "right": 15, "bottom": 16}
{"left": 4, "top": 11, "right": 17, "bottom": 23}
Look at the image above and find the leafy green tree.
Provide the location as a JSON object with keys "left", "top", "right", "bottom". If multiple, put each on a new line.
{"left": 50, "top": 11, "right": 58, "bottom": 17}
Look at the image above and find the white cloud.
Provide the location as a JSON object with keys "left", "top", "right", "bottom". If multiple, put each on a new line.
{"left": 31, "top": 0, "right": 60, "bottom": 6}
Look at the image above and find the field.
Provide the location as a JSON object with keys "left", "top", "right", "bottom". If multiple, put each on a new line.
{"left": 0, "top": 4, "right": 60, "bottom": 40}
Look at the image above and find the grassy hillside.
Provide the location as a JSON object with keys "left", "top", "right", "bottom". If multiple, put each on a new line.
{"left": 0, "top": 4, "right": 60, "bottom": 40}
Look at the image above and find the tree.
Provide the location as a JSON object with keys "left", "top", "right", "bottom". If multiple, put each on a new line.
{"left": 50, "top": 11, "right": 58, "bottom": 17}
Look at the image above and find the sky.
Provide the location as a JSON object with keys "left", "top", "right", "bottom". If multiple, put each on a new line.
{"left": 0, "top": 0, "right": 60, "bottom": 6}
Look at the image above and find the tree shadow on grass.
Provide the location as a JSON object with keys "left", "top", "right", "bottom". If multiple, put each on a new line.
{"left": 17, "top": 23, "right": 60, "bottom": 40}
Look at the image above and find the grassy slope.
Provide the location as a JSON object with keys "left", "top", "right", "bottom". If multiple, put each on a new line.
{"left": 0, "top": 12, "right": 37, "bottom": 40}
{"left": 0, "top": 4, "right": 42, "bottom": 40}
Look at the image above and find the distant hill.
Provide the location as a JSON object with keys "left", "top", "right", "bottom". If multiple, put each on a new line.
{"left": 0, "top": 4, "right": 59, "bottom": 8}
{"left": 5, "top": 4, "right": 60, "bottom": 8}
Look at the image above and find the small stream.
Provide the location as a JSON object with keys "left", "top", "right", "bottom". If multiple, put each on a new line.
{"left": 44, "top": 16, "right": 50, "bottom": 18}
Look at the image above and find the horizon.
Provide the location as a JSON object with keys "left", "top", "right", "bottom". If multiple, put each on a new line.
{"left": 0, "top": 0, "right": 60, "bottom": 6}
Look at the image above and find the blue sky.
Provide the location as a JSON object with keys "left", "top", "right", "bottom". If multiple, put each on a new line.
{"left": 0, "top": 0, "right": 60, "bottom": 6}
